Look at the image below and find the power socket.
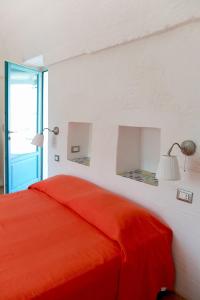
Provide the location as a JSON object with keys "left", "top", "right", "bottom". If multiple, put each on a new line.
{"left": 177, "top": 188, "right": 193, "bottom": 204}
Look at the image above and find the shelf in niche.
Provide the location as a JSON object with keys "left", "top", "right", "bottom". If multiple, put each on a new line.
{"left": 118, "top": 169, "right": 158, "bottom": 186}
{"left": 67, "top": 122, "right": 92, "bottom": 167}
{"left": 69, "top": 157, "right": 90, "bottom": 167}
{"left": 116, "top": 126, "right": 161, "bottom": 187}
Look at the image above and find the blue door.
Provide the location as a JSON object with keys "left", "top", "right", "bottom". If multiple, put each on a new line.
{"left": 5, "top": 62, "right": 43, "bottom": 193}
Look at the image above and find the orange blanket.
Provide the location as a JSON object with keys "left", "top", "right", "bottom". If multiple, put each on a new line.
{"left": 0, "top": 175, "right": 174, "bottom": 299}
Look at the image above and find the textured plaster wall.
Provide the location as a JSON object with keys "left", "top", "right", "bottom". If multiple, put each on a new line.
{"left": 48, "top": 22, "right": 200, "bottom": 300}
{"left": 0, "top": 1, "right": 200, "bottom": 69}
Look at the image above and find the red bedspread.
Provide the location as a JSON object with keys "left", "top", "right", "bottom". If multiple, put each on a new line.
{"left": 0, "top": 175, "right": 174, "bottom": 300}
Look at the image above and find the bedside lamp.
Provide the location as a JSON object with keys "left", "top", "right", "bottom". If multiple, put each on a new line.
{"left": 31, "top": 134, "right": 44, "bottom": 147}
{"left": 31, "top": 127, "right": 59, "bottom": 147}
{"left": 156, "top": 140, "right": 196, "bottom": 181}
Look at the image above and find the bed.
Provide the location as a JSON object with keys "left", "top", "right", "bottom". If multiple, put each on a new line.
{"left": 0, "top": 175, "right": 174, "bottom": 300}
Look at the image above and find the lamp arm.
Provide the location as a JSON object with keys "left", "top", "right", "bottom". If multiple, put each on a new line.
{"left": 42, "top": 127, "right": 59, "bottom": 135}
{"left": 167, "top": 142, "right": 182, "bottom": 156}
{"left": 43, "top": 128, "right": 53, "bottom": 133}
{"left": 168, "top": 140, "right": 196, "bottom": 156}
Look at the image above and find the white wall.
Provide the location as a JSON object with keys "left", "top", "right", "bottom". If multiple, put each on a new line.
{"left": 140, "top": 127, "right": 161, "bottom": 173}
{"left": 116, "top": 126, "right": 141, "bottom": 173}
{"left": 0, "top": 1, "right": 200, "bottom": 68}
{"left": 48, "top": 22, "right": 200, "bottom": 300}
{"left": 67, "top": 122, "right": 92, "bottom": 160}
{"left": 116, "top": 126, "right": 161, "bottom": 174}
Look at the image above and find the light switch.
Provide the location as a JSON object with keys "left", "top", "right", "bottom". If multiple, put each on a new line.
{"left": 54, "top": 155, "right": 60, "bottom": 162}
{"left": 177, "top": 188, "right": 193, "bottom": 204}
{"left": 71, "top": 145, "right": 80, "bottom": 153}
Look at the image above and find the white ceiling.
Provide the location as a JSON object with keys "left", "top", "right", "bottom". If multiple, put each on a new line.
{"left": 0, "top": 0, "right": 200, "bottom": 67}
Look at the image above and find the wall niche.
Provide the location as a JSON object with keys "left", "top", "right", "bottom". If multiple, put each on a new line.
{"left": 116, "top": 126, "right": 161, "bottom": 186}
{"left": 67, "top": 122, "right": 92, "bottom": 166}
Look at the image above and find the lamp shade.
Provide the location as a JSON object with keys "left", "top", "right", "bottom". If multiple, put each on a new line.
{"left": 31, "top": 134, "right": 44, "bottom": 147}
{"left": 156, "top": 155, "right": 180, "bottom": 181}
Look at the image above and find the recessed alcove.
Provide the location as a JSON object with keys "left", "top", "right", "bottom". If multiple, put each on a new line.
{"left": 116, "top": 126, "right": 161, "bottom": 186}
{"left": 67, "top": 122, "right": 92, "bottom": 166}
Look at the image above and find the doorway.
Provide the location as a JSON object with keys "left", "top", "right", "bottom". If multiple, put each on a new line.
{"left": 5, "top": 62, "right": 44, "bottom": 193}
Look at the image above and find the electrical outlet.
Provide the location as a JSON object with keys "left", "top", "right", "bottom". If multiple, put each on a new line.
{"left": 71, "top": 145, "right": 80, "bottom": 153}
{"left": 177, "top": 188, "right": 193, "bottom": 204}
{"left": 54, "top": 155, "right": 60, "bottom": 162}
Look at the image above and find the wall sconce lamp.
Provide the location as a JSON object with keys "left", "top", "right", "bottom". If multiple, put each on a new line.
{"left": 156, "top": 140, "right": 196, "bottom": 181}
{"left": 31, "top": 126, "right": 59, "bottom": 147}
